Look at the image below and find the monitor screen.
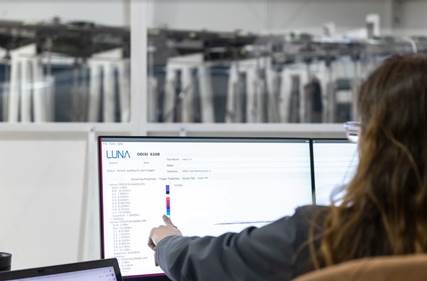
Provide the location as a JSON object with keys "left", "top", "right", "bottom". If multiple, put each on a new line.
{"left": 99, "top": 137, "right": 313, "bottom": 277}
{"left": 312, "top": 139, "right": 359, "bottom": 205}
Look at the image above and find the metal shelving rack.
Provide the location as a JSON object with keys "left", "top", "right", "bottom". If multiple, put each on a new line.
{"left": 0, "top": 0, "right": 346, "bottom": 140}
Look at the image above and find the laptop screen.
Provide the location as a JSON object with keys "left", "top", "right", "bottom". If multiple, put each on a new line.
{"left": 0, "top": 259, "right": 121, "bottom": 281}
{"left": 312, "top": 139, "right": 359, "bottom": 205}
{"left": 99, "top": 137, "right": 313, "bottom": 277}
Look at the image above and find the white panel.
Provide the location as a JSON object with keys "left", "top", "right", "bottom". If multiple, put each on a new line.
{"left": 198, "top": 65, "right": 215, "bottom": 123}
{"left": 0, "top": 139, "right": 87, "bottom": 269}
{"left": 118, "top": 61, "right": 131, "bottom": 123}
{"left": 103, "top": 63, "right": 116, "bottom": 123}
{"left": 88, "top": 62, "right": 102, "bottom": 122}
{"left": 32, "top": 58, "right": 48, "bottom": 123}
{"left": 8, "top": 59, "right": 21, "bottom": 122}
{"left": 20, "top": 59, "right": 32, "bottom": 122}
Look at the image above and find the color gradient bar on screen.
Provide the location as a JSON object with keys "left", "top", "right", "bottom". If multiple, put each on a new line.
{"left": 166, "top": 185, "right": 171, "bottom": 217}
{"left": 166, "top": 197, "right": 171, "bottom": 216}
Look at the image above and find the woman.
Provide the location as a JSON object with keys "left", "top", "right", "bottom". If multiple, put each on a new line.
{"left": 148, "top": 54, "right": 427, "bottom": 281}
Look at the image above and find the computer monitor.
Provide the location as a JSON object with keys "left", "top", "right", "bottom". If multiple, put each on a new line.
{"left": 312, "top": 139, "right": 359, "bottom": 205}
{"left": 98, "top": 137, "right": 313, "bottom": 278}
{"left": 0, "top": 259, "right": 122, "bottom": 281}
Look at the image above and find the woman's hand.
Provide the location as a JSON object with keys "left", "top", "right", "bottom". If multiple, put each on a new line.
{"left": 148, "top": 215, "right": 182, "bottom": 250}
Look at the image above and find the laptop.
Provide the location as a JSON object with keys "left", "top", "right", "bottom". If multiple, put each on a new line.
{"left": 0, "top": 259, "right": 122, "bottom": 281}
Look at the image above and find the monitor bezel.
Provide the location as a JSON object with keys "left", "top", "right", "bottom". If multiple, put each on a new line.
{"left": 311, "top": 138, "right": 352, "bottom": 144}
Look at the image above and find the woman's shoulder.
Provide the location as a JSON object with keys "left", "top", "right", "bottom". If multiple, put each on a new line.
{"left": 293, "top": 205, "right": 330, "bottom": 228}
{"left": 295, "top": 204, "right": 329, "bottom": 217}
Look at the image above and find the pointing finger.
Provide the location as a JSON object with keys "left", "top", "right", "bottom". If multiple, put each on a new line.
{"left": 163, "top": 215, "right": 174, "bottom": 226}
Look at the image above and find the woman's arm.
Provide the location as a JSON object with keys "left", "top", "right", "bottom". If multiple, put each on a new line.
{"left": 151, "top": 210, "right": 309, "bottom": 281}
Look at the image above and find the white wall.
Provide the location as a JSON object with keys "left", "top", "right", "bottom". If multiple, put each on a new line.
{"left": 150, "top": 0, "right": 389, "bottom": 33}
{"left": 401, "top": 0, "right": 427, "bottom": 33}
{"left": 0, "top": 0, "right": 127, "bottom": 26}
{"left": 0, "top": 137, "right": 96, "bottom": 269}
{"left": 150, "top": 0, "right": 427, "bottom": 34}
{"left": 152, "top": 1, "right": 269, "bottom": 32}
{"left": 267, "top": 1, "right": 387, "bottom": 33}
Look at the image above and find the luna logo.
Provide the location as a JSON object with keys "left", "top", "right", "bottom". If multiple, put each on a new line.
{"left": 106, "top": 150, "right": 131, "bottom": 159}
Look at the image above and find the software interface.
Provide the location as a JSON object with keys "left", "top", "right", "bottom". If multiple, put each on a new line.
{"left": 11, "top": 267, "right": 117, "bottom": 281}
{"left": 100, "top": 138, "right": 313, "bottom": 276}
{"left": 312, "top": 140, "right": 359, "bottom": 205}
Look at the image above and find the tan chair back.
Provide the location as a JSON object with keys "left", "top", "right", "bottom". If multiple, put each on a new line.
{"left": 294, "top": 255, "right": 427, "bottom": 281}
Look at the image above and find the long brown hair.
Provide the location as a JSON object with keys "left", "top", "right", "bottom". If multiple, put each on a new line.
{"left": 313, "top": 54, "right": 427, "bottom": 268}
